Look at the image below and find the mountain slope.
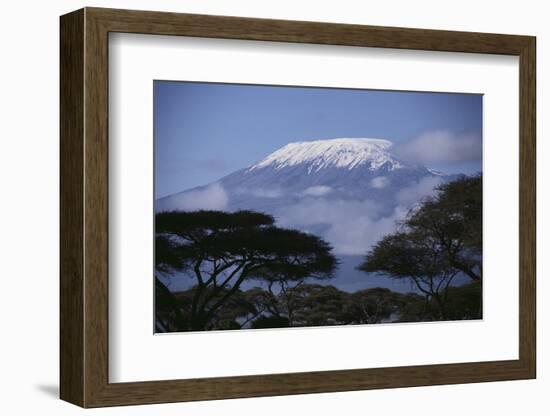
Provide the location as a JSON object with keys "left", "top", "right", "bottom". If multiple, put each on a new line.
{"left": 158, "top": 138, "right": 447, "bottom": 214}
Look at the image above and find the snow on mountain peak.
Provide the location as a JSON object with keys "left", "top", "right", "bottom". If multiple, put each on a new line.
{"left": 248, "top": 138, "right": 403, "bottom": 173}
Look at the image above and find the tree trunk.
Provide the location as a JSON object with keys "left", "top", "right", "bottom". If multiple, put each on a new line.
{"left": 432, "top": 292, "right": 448, "bottom": 320}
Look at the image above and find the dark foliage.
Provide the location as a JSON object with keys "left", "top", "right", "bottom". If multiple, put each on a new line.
{"left": 343, "top": 288, "right": 423, "bottom": 324}
{"left": 155, "top": 277, "right": 187, "bottom": 332}
{"left": 251, "top": 316, "right": 290, "bottom": 329}
{"left": 155, "top": 210, "right": 337, "bottom": 331}
{"left": 159, "top": 281, "right": 476, "bottom": 331}
{"left": 396, "top": 281, "right": 482, "bottom": 322}
{"left": 407, "top": 175, "right": 482, "bottom": 281}
{"left": 358, "top": 175, "right": 483, "bottom": 320}
{"left": 154, "top": 175, "right": 482, "bottom": 332}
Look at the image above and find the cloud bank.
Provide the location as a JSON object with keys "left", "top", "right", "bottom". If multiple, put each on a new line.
{"left": 369, "top": 176, "right": 390, "bottom": 189}
{"left": 395, "top": 130, "right": 482, "bottom": 164}
{"left": 156, "top": 182, "right": 228, "bottom": 212}
{"left": 302, "top": 185, "right": 333, "bottom": 196}
{"left": 236, "top": 188, "right": 284, "bottom": 199}
{"left": 395, "top": 176, "right": 444, "bottom": 205}
{"left": 276, "top": 177, "right": 444, "bottom": 255}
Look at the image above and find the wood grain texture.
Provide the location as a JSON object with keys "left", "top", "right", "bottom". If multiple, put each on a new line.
{"left": 83, "top": 10, "right": 110, "bottom": 406}
{"left": 59, "top": 8, "right": 85, "bottom": 407}
{"left": 59, "top": 7, "right": 537, "bottom": 408}
{"left": 88, "top": 7, "right": 532, "bottom": 54}
{"left": 518, "top": 38, "right": 536, "bottom": 375}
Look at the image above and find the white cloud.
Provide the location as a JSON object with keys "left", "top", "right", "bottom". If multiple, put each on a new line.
{"left": 369, "top": 176, "right": 390, "bottom": 189}
{"left": 276, "top": 197, "right": 396, "bottom": 256}
{"left": 302, "top": 185, "right": 333, "bottom": 196}
{"left": 324, "top": 207, "right": 405, "bottom": 256}
{"left": 156, "top": 182, "right": 228, "bottom": 212}
{"left": 395, "top": 176, "right": 443, "bottom": 205}
{"left": 232, "top": 187, "right": 285, "bottom": 199}
{"left": 275, "top": 177, "right": 444, "bottom": 256}
{"left": 155, "top": 176, "right": 446, "bottom": 256}
{"left": 395, "top": 130, "right": 482, "bottom": 164}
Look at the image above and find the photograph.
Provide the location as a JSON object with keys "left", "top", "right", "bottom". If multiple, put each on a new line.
{"left": 153, "top": 81, "right": 483, "bottom": 333}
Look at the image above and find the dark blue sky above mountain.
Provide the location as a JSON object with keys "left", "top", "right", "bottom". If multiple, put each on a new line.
{"left": 154, "top": 80, "right": 482, "bottom": 198}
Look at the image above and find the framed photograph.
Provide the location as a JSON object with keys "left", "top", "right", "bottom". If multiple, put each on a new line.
{"left": 60, "top": 7, "right": 536, "bottom": 408}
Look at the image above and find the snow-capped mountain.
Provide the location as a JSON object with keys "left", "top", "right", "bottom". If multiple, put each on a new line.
{"left": 157, "top": 138, "right": 446, "bottom": 213}
{"left": 157, "top": 137, "right": 453, "bottom": 227}
{"left": 156, "top": 138, "right": 457, "bottom": 292}
{"left": 249, "top": 138, "right": 403, "bottom": 173}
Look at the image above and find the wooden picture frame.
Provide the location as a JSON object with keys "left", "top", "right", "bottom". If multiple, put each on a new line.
{"left": 60, "top": 7, "right": 536, "bottom": 408}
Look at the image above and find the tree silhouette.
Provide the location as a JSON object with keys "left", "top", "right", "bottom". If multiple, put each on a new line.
{"left": 358, "top": 175, "right": 482, "bottom": 320}
{"left": 395, "top": 281, "right": 482, "bottom": 322}
{"left": 155, "top": 276, "right": 187, "bottom": 332}
{"left": 155, "top": 210, "right": 337, "bottom": 331}
{"left": 172, "top": 286, "right": 260, "bottom": 330}
{"left": 285, "top": 284, "right": 347, "bottom": 326}
{"left": 359, "top": 231, "right": 458, "bottom": 320}
{"left": 343, "top": 288, "right": 422, "bottom": 324}
{"left": 256, "top": 270, "right": 318, "bottom": 326}
{"left": 407, "top": 175, "right": 482, "bottom": 281}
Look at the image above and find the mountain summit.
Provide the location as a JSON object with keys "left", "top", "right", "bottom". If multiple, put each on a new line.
{"left": 213, "top": 138, "right": 437, "bottom": 210}
{"left": 157, "top": 137, "right": 448, "bottom": 215}
{"left": 249, "top": 138, "right": 403, "bottom": 173}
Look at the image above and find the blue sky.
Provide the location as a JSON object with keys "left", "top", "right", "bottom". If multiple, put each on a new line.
{"left": 154, "top": 81, "right": 482, "bottom": 198}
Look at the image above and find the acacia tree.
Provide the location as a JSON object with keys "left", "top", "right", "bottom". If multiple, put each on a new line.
{"left": 172, "top": 286, "right": 260, "bottom": 330}
{"left": 155, "top": 210, "right": 337, "bottom": 331}
{"left": 359, "top": 231, "right": 458, "bottom": 320}
{"left": 253, "top": 266, "right": 336, "bottom": 326}
{"left": 288, "top": 284, "right": 349, "bottom": 327}
{"left": 343, "top": 288, "right": 421, "bottom": 324}
{"left": 358, "top": 175, "right": 482, "bottom": 321}
{"left": 407, "top": 175, "right": 482, "bottom": 281}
